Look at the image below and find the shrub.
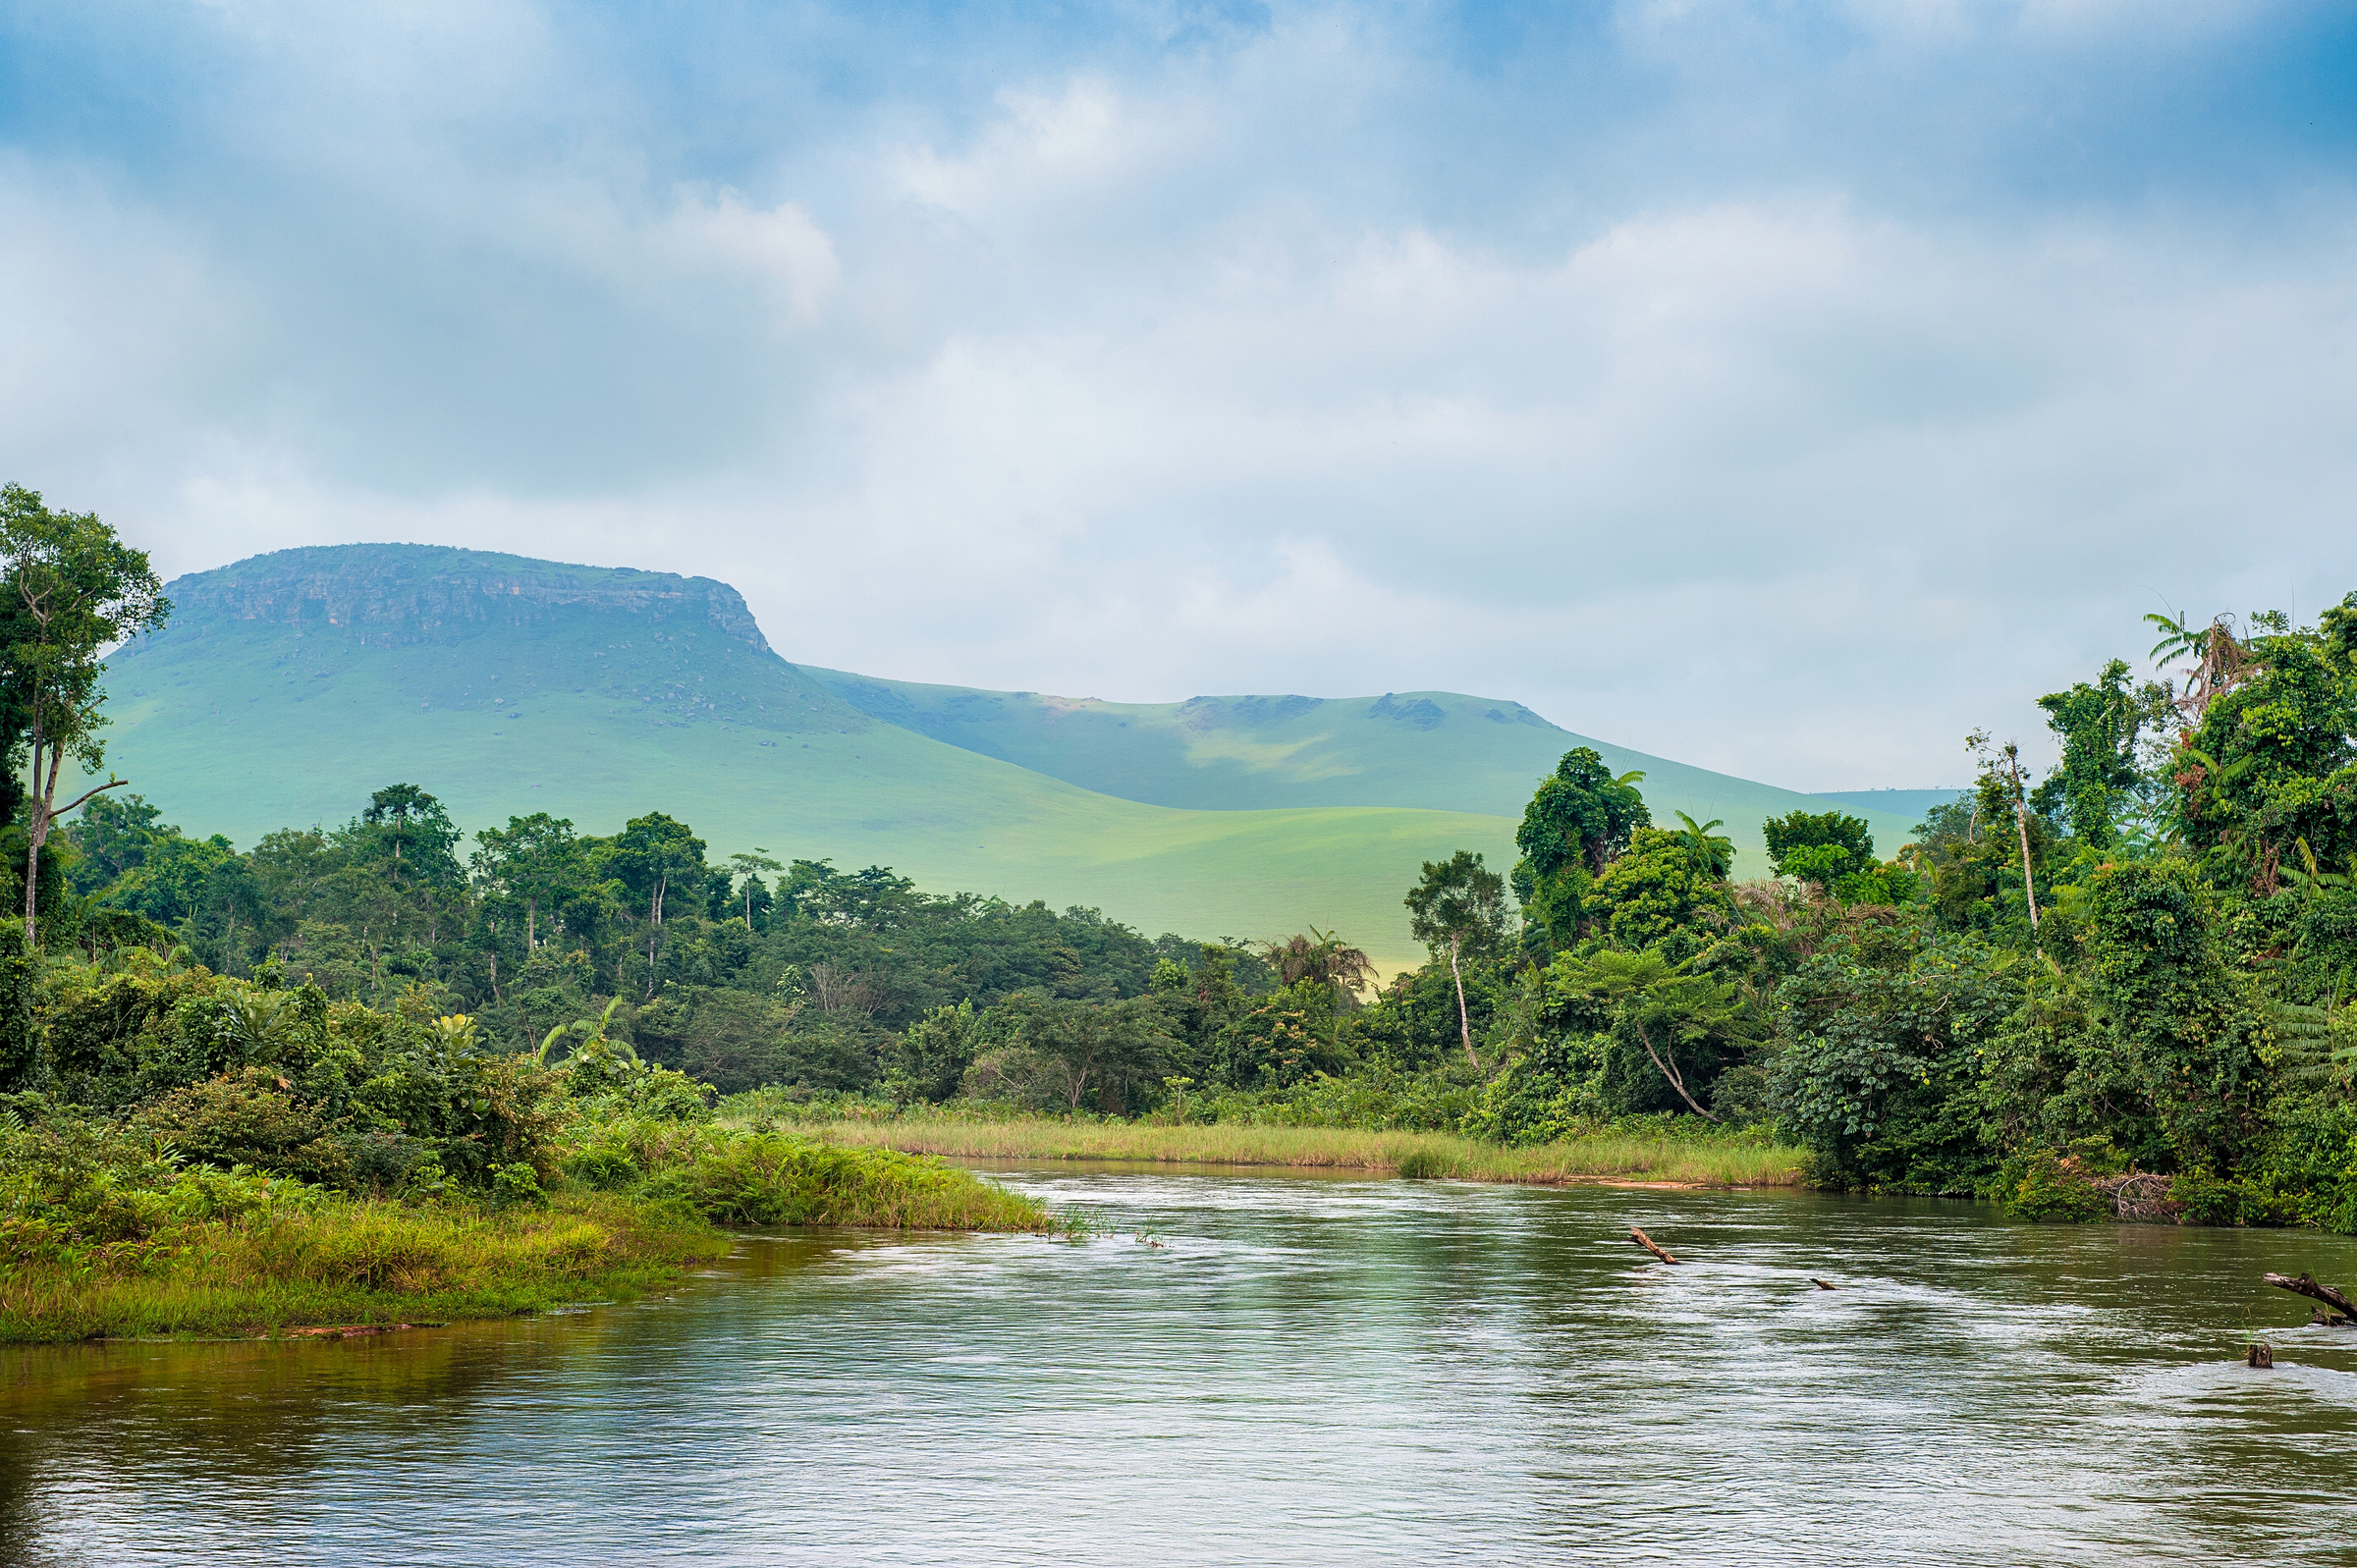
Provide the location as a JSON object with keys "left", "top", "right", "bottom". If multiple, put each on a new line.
{"left": 135, "top": 1070, "right": 351, "bottom": 1185}
{"left": 563, "top": 1144, "right": 639, "bottom": 1192}
{"left": 491, "top": 1162, "right": 547, "bottom": 1211}
{"left": 1998, "top": 1151, "right": 2110, "bottom": 1222}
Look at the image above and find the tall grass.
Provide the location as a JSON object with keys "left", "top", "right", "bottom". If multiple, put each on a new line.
{"left": 796, "top": 1118, "right": 1806, "bottom": 1188}
{"left": 575, "top": 1120, "right": 1059, "bottom": 1231}
{"left": 3, "top": 1129, "right": 1057, "bottom": 1344}
{"left": 0, "top": 1193, "right": 727, "bottom": 1343}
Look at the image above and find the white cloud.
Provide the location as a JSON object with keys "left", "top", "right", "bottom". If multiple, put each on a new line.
{"left": 2, "top": 1, "right": 2353, "bottom": 793}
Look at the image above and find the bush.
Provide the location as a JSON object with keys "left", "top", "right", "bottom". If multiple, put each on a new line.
{"left": 563, "top": 1144, "right": 640, "bottom": 1192}
{"left": 490, "top": 1162, "right": 546, "bottom": 1211}
{"left": 136, "top": 1069, "right": 351, "bottom": 1185}
{"left": 1997, "top": 1151, "right": 2110, "bottom": 1222}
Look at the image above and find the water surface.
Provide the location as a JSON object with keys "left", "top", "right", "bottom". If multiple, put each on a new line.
{"left": 5, "top": 1166, "right": 2355, "bottom": 1565}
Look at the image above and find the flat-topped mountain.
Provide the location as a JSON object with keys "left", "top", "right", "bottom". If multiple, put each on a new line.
{"left": 100, "top": 545, "right": 1918, "bottom": 963}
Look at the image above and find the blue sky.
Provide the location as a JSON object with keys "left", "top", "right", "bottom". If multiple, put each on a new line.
{"left": 4, "top": 1, "right": 2354, "bottom": 788}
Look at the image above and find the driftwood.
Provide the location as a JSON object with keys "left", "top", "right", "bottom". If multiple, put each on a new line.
{"left": 2101, "top": 1171, "right": 2179, "bottom": 1222}
{"left": 1629, "top": 1226, "right": 1678, "bottom": 1265}
{"left": 1810, "top": 1278, "right": 1836, "bottom": 1290}
{"left": 2266, "top": 1272, "right": 2357, "bottom": 1325}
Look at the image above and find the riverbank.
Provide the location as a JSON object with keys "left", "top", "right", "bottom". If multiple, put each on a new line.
{"left": 0, "top": 1191, "right": 730, "bottom": 1344}
{"left": 795, "top": 1118, "right": 1807, "bottom": 1188}
{"left": 2, "top": 1131, "right": 1058, "bottom": 1345}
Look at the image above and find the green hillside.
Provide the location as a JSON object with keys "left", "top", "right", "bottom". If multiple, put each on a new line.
{"left": 99, "top": 547, "right": 1512, "bottom": 966}
{"left": 801, "top": 671, "right": 1920, "bottom": 865}
{"left": 97, "top": 544, "right": 1917, "bottom": 968}
{"left": 1812, "top": 788, "right": 1967, "bottom": 828}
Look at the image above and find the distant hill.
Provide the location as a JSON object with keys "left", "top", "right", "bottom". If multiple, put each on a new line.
{"left": 1811, "top": 789, "right": 1968, "bottom": 831}
{"left": 803, "top": 670, "right": 1921, "bottom": 863}
{"left": 97, "top": 544, "right": 1918, "bottom": 966}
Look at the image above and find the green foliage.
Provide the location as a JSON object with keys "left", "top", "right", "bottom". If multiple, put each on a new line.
{"left": 1763, "top": 811, "right": 1876, "bottom": 885}
{"left": 1769, "top": 922, "right": 2014, "bottom": 1193}
{"left": 2031, "top": 659, "right": 2166, "bottom": 848}
{"left": 1995, "top": 1149, "right": 2111, "bottom": 1222}
{"left": 1512, "top": 747, "right": 1650, "bottom": 949}
{"left": 1516, "top": 747, "right": 1650, "bottom": 880}
{"left": 490, "top": 1161, "right": 546, "bottom": 1210}
{"left": 1580, "top": 828, "right": 1728, "bottom": 961}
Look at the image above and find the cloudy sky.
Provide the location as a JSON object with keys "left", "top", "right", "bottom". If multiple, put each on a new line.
{"left": 3, "top": 1, "right": 2353, "bottom": 790}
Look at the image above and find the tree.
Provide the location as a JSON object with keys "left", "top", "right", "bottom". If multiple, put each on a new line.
{"left": 1582, "top": 827, "right": 1730, "bottom": 961}
{"left": 1516, "top": 747, "right": 1651, "bottom": 878}
{"left": 0, "top": 484, "right": 170, "bottom": 946}
{"left": 1967, "top": 731, "right": 2043, "bottom": 932}
{"left": 472, "top": 813, "right": 581, "bottom": 949}
{"left": 729, "top": 848, "right": 784, "bottom": 928}
{"left": 2032, "top": 658, "right": 2166, "bottom": 848}
{"left": 360, "top": 784, "right": 463, "bottom": 890}
{"left": 1547, "top": 948, "right": 1747, "bottom": 1120}
{"left": 2145, "top": 610, "right": 2258, "bottom": 721}
{"left": 1762, "top": 810, "right": 1875, "bottom": 886}
{"left": 1513, "top": 748, "right": 1649, "bottom": 950}
{"left": 1404, "top": 850, "right": 1511, "bottom": 1066}
{"left": 1261, "top": 926, "right": 1378, "bottom": 1052}
{"left": 1670, "top": 812, "right": 1735, "bottom": 879}
{"left": 601, "top": 813, "right": 708, "bottom": 991}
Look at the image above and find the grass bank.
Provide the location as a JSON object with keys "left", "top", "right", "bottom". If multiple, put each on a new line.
{"left": 0, "top": 1191, "right": 728, "bottom": 1344}
{"left": 794, "top": 1118, "right": 1806, "bottom": 1188}
{"left": 4, "top": 1127, "right": 1057, "bottom": 1345}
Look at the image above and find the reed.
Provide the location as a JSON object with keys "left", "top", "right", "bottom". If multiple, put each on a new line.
{"left": 793, "top": 1118, "right": 1806, "bottom": 1188}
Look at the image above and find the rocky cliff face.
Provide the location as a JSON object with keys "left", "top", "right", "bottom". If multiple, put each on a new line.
{"left": 164, "top": 544, "right": 774, "bottom": 652}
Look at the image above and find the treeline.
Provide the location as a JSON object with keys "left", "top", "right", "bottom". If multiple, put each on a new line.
{"left": 45, "top": 789, "right": 1293, "bottom": 1100}
{"left": 3, "top": 477, "right": 2353, "bottom": 1231}
{"left": 1455, "top": 601, "right": 2357, "bottom": 1228}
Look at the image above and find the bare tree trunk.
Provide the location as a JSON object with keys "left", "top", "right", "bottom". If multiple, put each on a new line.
{"left": 1632, "top": 1016, "right": 1722, "bottom": 1121}
{"left": 1449, "top": 934, "right": 1475, "bottom": 1066}
{"left": 526, "top": 896, "right": 536, "bottom": 950}
{"left": 21, "top": 722, "right": 125, "bottom": 949}
{"left": 2006, "top": 747, "right": 2040, "bottom": 931}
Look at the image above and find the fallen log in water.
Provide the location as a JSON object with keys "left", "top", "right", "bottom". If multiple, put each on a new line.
{"left": 2264, "top": 1272, "right": 2357, "bottom": 1325}
{"left": 1629, "top": 1226, "right": 1678, "bottom": 1265}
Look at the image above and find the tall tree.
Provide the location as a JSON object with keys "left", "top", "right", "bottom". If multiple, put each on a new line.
{"left": 1516, "top": 747, "right": 1650, "bottom": 878}
{"left": 603, "top": 812, "right": 707, "bottom": 990}
{"left": 1404, "top": 850, "right": 1511, "bottom": 1066}
{"left": 361, "top": 784, "right": 462, "bottom": 889}
{"left": 0, "top": 485, "right": 169, "bottom": 946}
{"left": 729, "top": 848, "right": 784, "bottom": 928}
{"left": 472, "top": 812, "right": 581, "bottom": 949}
{"left": 2032, "top": 658, "right": 2166, "bottom": 848}
{"left": 1513, "top": 747, "right": 1649, "bottom": 949}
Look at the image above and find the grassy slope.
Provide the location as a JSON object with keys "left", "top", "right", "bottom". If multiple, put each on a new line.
{"left": 98, "top": 544, "right": 1918, "bottom": 966}
{"left": 804, "top": 1118, "right": 1806, "bottom": 1188}
{"left": 1811, "top": 788, "right": 1966, "bottom": 823}
{"left": 805, "top": 669, "right": 1922, "bottom": 873}
{"left": 98, "top": 549, "right": 1513, "bottom": 966}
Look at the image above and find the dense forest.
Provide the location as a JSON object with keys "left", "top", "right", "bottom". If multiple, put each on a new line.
{"left": 2, "top": 481, "right": 2354, "bottom": 1232}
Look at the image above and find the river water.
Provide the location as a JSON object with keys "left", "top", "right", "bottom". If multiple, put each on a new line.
{"left": 5, "top": 1164, "right": 2355, "bottom": 1566}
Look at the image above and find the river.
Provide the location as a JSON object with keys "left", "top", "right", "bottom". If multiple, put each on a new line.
{"left": 5, "top": 1165, "right": 2355, "bottom": 1565}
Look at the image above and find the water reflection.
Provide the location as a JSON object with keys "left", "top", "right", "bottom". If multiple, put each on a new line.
{"left": 4, "top": 1169, "right": 2353, "bottom": 1566}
